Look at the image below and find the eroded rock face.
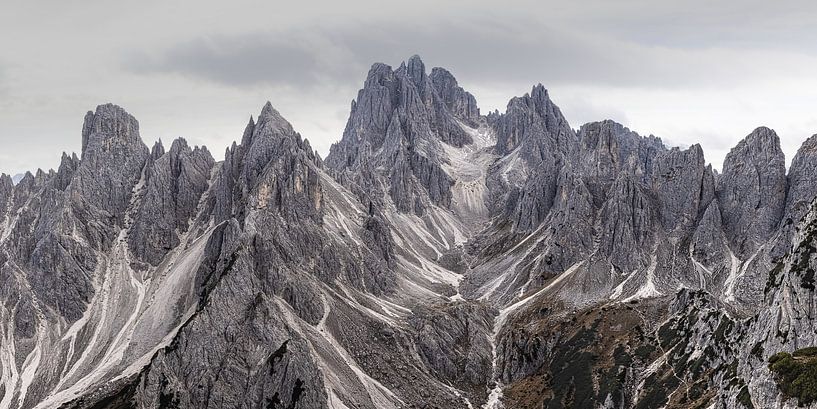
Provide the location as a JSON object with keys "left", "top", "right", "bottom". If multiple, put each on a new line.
{"left": 769, "top": 134, "right": 817, "bottom": 261}
{"left": 409, "top": 302, "right": 495, "bottom": 399}
{"left": 488, "top": 85, "right": 578, "bottom": 232}
{"left": 130, "top": 220, "right": 329, "bottom": 409}
{"left": 324, "top": 55, "right": 492, "bottom": 218}
{"left": 650, "top": 144, "right": 713, "bottom": 233}
{"left": 691, "top": 199, "right": 730, "bottom": 271}
{"left": 492, "top": 84, "right": 576, "bottom": 158}
{"left": 4, "top": 56, "right": 817, "bottom": 409}
{"left": 0, "top": 173, "right": 12, "bottom": 222}
{"left": 577, "top": 120, "right": 664, "bottom": 206}
{"left": 786, "top": 135, "right": 817, "bottom": 222}
{"left": 72, "top": 103, "right": 150, "bottom": 247}
{"left": 717, "top": 126, "right": 787, "bottom": 256}
{"left": 599, "top": 175, "right": 656, "bottom": 273}
{"left": 129, "top": 139, "right": 215, "bottom": 266}
{"left": 430, "top": 67, "right": 480, "bottom": 126}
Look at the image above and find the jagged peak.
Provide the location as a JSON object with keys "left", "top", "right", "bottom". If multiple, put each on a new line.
{"left": 81, "top": 103, "right": 142, "bottom": 155}
{"left": 492, "top": 82, "right": 577, "bottom": 156}
{"left": 259, "top": 101, "right": 274, "bottom": 118}
{"left": 733, "top": 126, "right": 781, "bottom": 152}
{"left": 687, "top": 143, "right": 705, "bottom": 156}
{"left": 301, "top": 137, "right": 313, "bottom": 154}
{"left": 793, "top": 133, "right": 817, "bottom": 157}
{"left": 784, "top": 133, "right": 817, "bottom": 221}
{"left": 654, "top": 144, "right": 707, "bottom": 176}
{"left": 429, "top": 66, "right": 456, "bottom": 82}
{"left": 194, "top": 144, "right": 211, "bottom": 157}
{"left": 58, "top": 152, "right": 80, "bottom": 169}
{"left": 701, "top": 197, "right": 723, "bottom": 224}
{"left": 429, "top": 65, "right": 481, "bottom": 123}
{"left": 530, "top": 83, "right": 549, "bottom": 99}
{"left": 256, "top": 102, "right": 294, "bottom": 134}
{"left": 232, "top": 103, "right": 301, "bottom": 167}
{"left": 232, "top": 102, "right": 318, "bottom": 176}
{"left": 60, "top": 151, "right": 76, "bottom": 164}
{"left": 579, "top": 119, "right": 661, "bottom": 144}
{"left": 0, "top": 173, "right": 12, "bottom": 188}
{"left": 407, "top": 54, "right": 424, "bottom": 66}
{"left": 723, "top": 126, "right": 784, "bottom": 170}
{"left": 81, "top": 111, "right": 95, "bottom": 152}
{"left": 53, "top": 152, "right": 81, "bottom": 190}
{"left": 364, "top": 62, "right": 396, "bottom": 87}
{"left": 364, "top": 56, "right": 433, "bottom": 92}
{"left": 151, "top": 140, "right": 165, "bottom": 159}
{"left": 504, "top": 83, "right": 558, "bottom": 116}
{"left": 18, "top": 171, "right": 35, "bottom": 185}
{"left": 749, "top": 125, "right": 777, "bottom": 137}
{"left": 239, "top": 116, "right": 256, "bottom": 148}
{"left": 169, "top": 137, "right": 190, "bottom": 153}
{"left": 577, "top": 120, "right": 667, "bottom": 177}
{"left": 403, "top": 54, "right": 426, "bottom": 86}
{"left": 579, "top": 119, "right": 628, "bottom": 134}
{"left": 151, "top": 138, "right": 213, "bottom": 168}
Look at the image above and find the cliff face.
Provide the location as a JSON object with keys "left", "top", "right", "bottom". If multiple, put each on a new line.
{"left": 1, "top": 56, "right": 816, "bottom": 409}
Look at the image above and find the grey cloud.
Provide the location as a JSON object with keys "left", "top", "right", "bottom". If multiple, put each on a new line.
{"left": 124, "top": 20, "right": 624, "bottom": 90}
{"left": 569, "top": 0, "right": 817, "bottom": 51}
{"left": 125, "top": 15, "right": 812, "bottom": 99}
{"left": 126, "top": 36, "right": 333, "bottom": 88}
{"left": 0, "top": 63, "right": 7, "bottom": 95}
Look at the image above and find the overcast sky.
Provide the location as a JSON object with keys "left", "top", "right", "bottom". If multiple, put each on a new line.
{"left": 3, "top": 0, "right": 817, "bottom": 176}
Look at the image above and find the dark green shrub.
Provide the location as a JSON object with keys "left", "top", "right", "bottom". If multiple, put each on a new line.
{"left": 769, "top": 349, "right": 817, "bottom": 406}
{"left": 793, "top": 347, "right": 817, "bottom": 357}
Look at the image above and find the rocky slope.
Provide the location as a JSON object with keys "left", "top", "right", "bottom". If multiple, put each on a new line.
{"left": 1, "top": 55, "right": 817, "bottom": 408}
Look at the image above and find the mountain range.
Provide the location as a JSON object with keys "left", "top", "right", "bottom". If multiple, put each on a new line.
{"left": 1, "top": 55, "right": 817, "bottom": 408}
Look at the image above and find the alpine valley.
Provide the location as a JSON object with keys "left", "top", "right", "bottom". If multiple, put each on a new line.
{"left": 3, "top": 55, "right": 817, "bottom": 409}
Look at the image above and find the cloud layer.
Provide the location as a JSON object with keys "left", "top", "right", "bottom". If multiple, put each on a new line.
{"left": 127, "top": 15, "right": 817, "bottom": 91}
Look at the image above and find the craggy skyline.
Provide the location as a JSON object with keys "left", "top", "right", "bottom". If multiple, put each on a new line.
{"left": 3, "top": 0, "right": 817, "bottom": 174}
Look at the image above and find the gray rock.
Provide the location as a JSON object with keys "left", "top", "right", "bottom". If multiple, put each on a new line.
{"left": 599, "top": 174, "right": 656, "bottom": 273}
{"left": 491, "top": 84, "right": 576, "bottom": 159}
{"left": 717, "top": 126, "right": 787, "bottom": 256}
{"left": 6, "top": 57, "right": 817, "bottom": 409}
{"left": 577, "top": 120, "right": 665, "bottom": 206}
{"left": 409, "top": 302, "right": 495, "bottom": 401}
{"left": 429, "top": 67, "right": 480, "bottom": 126}
{"left": 785, "top": 134, "right": 817, "bottom": 224}
{"left": 71, "top": 103, "right": 149, "bottom": 249}
{"left": 691, "top": 199, "right": 730, "bottom": 270}
{"left": 650, "top": 144, "right": 713, "bottom": 232}
{"left": 129, "top": 138, "right": 214, "bottom": 265}
{"left": 0, "top": 173, "right": 12, "bottom": 222}
{"left": 488, "top": 84, "right": 578, "bottom": 232}
{"left": 325, "top": 56, "right": 464, "bottom": 216}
